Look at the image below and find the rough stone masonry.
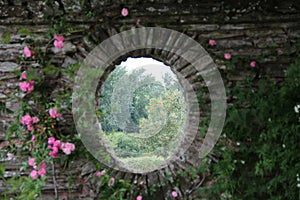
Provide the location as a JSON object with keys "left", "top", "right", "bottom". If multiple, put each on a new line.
{"left": 0, "top": 0, "right": 300, "bottom": 199}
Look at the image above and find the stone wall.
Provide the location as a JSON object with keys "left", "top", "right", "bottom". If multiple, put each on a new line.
{"left": 0, "top": 0, "right": 300, "bottom": 199}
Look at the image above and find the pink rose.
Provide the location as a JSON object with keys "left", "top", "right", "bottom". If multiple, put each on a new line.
{"left": 19, "top": 80, "right": 34, "bottom": 93}
{"left": 136, "top": 195, "right": 142, "bottom": 200}
{"left": 30, "top": 170, "right": 38, "bottom": 179}
{"left": 96, "top": 169, "right": 106, "bottom": 177}
{"left": 108, "top": 177, "right": 115, "bottom": 187}
{"left": 40, "top": 161, "right": 46, "bottom": 169}
{"left": 171, "top": 191, "right": 178, "bottom": 197}
{"left": 19, "top": 81, "right": 32, "bottom": 92}
{"left": 224, "top": 53, "right": 232, "bottom": 60}
{"left": 32, "top": 116, "right": 39, "bottom": 123}
{"left": 20, "top": 114, "right": 39, "bottom": 131}
{"left": 21, "top": 114, "right": 33, "bottom": 125}
{"left": 48, "top": 137, "right": 56, "bottom": 144}
{"left": 48, "top": 137, "right": 62, "bottom": 158}
{"left": 52, "top": 146, "right": 59, "bottom": 153}
{"left": 54, "top": 34, "right": 64, "bottom": 42}
{"left": 21, "top": 72, "right": 27, "bottom": 79}
{"left": 60, "top": 142, "right": 75, "bottom": 155}
{"left": 19, "top": 81, "right": 27, "bottom": 92}
{"left": 27, "top": 124, "right": 33, "bottom": 131}
{"left": 49, "top": 109, "right": 62, "bottom": 119}
{"left": 209, "top": 39, "right": 216, "bottom": 46}
{"left": 250, "top": 61, "right": 256, "bottom": 68}
{"left": 28, "top": 157, "right": 36, "bottom": 167}
{"left": 54, "top": 34, "right": 65, "bottom": 49}
{"left": 53, "top": 140, "right": 61, "bottom": 149}
{"left": 27, "top": 80, "right": 34, "bottom": 92}
{"left": 96, "top": 171, "right": 102, "bottom": 177}
{"left": 38, "top": 167, "right": 46, "bottom": 177}
{"left": 24, "top": 46, "right": 32, "bottom": 57}
{"left": 54, "top": 40, "right": 64, "bottom": 49}
{"left": 121, "top": 8, "right": 129, "bottom": 17}
{"left": 31, "top": 135, "right": 36, "bottom": 142}
{"left": 49, "top": 149, "right": 59, "bottom": 158}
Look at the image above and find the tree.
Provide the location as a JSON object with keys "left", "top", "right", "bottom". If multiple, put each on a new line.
{"left": 138, "top": 88, "right": 186, "bottom": 157}
{"left": 97, "top": 66, "right": 127, "bottom": 132}
{"left": 98, "top": 66, "right": 164, "bottom": 133}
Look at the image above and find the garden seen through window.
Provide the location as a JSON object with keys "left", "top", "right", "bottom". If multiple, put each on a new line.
{"left": 97, "top": 57, "right": 187, "bottom": 172}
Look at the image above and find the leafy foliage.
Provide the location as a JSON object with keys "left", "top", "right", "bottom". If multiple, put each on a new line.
{"left": 202, "top": 49, "right": 300, "bottom": 199}
{"left": 100, "top": 65, "right": 186, "bottom": 161}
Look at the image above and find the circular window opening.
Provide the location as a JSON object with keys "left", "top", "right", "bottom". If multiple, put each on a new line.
{"left": 97, "top": 57, "right": 187, "bottom": 173}
{"left": 73, "top": 27, "right": 226, "bottom": 176}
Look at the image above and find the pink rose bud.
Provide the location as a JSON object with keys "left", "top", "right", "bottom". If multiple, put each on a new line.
{"left": 49, "top": 109, "right": 62, "bottom": 119}
{"left": 28, "top": 157, "right": 36, "bottom": 166}
{"left": 209, "top": 39, "right": 216, "bottom": 46}
{"left": 54, "top": 40, "right": 64, "bottom": 49}
{"left": 31, "top": 135, "right": 36, "bottom": 142}
{"left": 224, "top": 53, "right": 232, "bottom": 60}
{"left": 30, "top": 170, "right": 38, "bottom": 179}
{"left": 48, "top": 137, "right": 56, "bottom": 145}
{"left": 38, "top": 167, "right": 46, "bottom": 177}
{"left": 21, "top": 72, "right": 27, "bottom": 79}
{"left": 32, "top": 117, "right": 39, "bottom": 124}
{"left": 121, "top": 8, "right": 129, "bottom": 17}
{"left": 136, "top": 195, "right": 142, "bottom": 200}
{"left": 250, "top": 61, "right": 256, "bottom": 68}
{"left": 60, "top": 142, "right": 75, "bottom": 155}
{"left": 108, "top": 177, "right": 115, "bottom": 186}
{"left": 24, "top": 46, "right": 32, "bottom": 57}
{"left": 171, "top": 191, "right": 178, "bottom": 197}
{"left": 21, "top": 114, "right": 33, "bottom": 125}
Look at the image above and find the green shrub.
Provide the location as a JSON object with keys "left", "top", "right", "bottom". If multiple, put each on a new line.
{"left": 203, "top": 52, "right": 300, "bottom": 199}
{"left": 104, "top": 131, "right": 144, "bottom": 156}
{"left": 120, "top": 156, "right": 165, "bottom": 172}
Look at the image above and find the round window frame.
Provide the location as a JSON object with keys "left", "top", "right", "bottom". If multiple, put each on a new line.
{"left": 72, "top": 27, "right": 226, "bottom": 174}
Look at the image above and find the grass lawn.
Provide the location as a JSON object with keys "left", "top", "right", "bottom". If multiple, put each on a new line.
{"left": 120, "top": 155, "right": 165, "bottom": 172}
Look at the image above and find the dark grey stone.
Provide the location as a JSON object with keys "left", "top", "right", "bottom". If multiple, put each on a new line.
{"left": 0, "top": 62, "right": 20, "bottom": 72}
